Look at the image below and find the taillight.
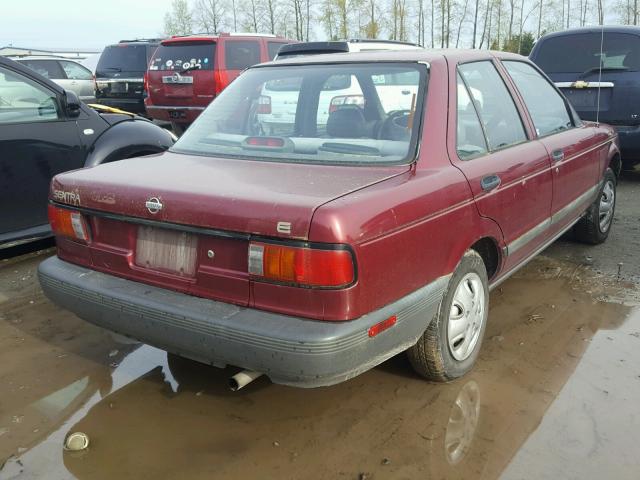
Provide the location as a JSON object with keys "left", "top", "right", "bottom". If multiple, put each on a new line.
{"left": 248, "top": 242, "right": 354, "bottom": 288}
{"left": 48, "top": 205, "right": 90, "bottom": 242}
{"left": 329, "top": 95, "right": 365, "bottom": 113}
{"left": 257, "top": 95, "right": 271, "bottom": 114}
{"left": 213, "top": 70, "right": 228, "bottom": 96}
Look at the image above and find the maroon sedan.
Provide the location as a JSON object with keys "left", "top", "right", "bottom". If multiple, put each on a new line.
{"left": 38, "top": 49, "right": 620, "bottom": 388}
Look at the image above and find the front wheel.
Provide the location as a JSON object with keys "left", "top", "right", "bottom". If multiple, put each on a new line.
{"left": 408, "top": 250, "right": 489, "bottom": 382}
{"left": 574, "top": 168, "right": 617, "bottom": 245}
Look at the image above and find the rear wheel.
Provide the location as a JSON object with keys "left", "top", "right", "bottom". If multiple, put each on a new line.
{"left": 408, "top": 250, "right": 489, "bottom": 382}
{"left": 574, "top": 168, "right": 616, "bottom": 244}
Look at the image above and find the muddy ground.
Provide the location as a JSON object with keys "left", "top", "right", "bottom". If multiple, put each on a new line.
{"left": 1, "top": 174, "right": 639, "bottom": 480}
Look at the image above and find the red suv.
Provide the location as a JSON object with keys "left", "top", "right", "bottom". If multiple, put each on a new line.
{"left": 144, "top": 33, "right": 295, "bottom": 133}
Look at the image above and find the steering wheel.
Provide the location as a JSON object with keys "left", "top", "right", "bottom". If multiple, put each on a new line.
{"left": 378, "top": 110, "right": 412, "bottom": 141}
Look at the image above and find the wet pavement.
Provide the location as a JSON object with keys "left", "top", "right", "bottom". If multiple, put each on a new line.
{"left": 1, "top": 175, "right": 640, "bottom": 480}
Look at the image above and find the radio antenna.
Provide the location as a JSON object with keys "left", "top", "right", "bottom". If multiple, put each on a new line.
{"left": 595, "top": 24, "right": 604, "bottom": 126}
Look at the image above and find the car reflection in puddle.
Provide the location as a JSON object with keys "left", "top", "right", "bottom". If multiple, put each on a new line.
{"left": 2, "top": 256, "right": 640, "bottom": 479}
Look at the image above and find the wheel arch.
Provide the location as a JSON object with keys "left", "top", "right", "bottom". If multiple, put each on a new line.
{"left": 469, "top": 236, "right": 502, "bottom": 281}
{"left": 609, "top": 152, "right": 622, "bottom": 179}
{"left": 84, "top": 120, "right": 174, "bottom": 168}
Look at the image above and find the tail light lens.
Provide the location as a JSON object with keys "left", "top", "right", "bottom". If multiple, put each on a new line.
{"left": 329, "top": 95, "right": 365, "bottom": 113}
{"left": 248, "top": 242, "right": 354, "bottom": 288}
{"left": 257, "top": 95, "right": 271, "bottom": 114}
{"left": 48, "top": 205, "right": 90, "bottom": 242}
{"left": 213, "top": 70, "right": 228, "bottom": 96}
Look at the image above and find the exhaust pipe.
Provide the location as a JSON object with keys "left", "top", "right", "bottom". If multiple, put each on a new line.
{"left": 229, "top": 370, "right": 263, "bottom": 391}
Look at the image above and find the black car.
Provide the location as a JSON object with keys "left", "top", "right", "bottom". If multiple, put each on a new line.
{"left": 530, "top": 26, "right": 640, "bottom": 167}
{"left": 95, "top": 39, "right": 162, "bottom": 114}
{"left": 0, "top": 55, "right": 175, "bottom": 249}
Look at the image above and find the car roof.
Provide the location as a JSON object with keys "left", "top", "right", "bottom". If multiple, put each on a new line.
{"left": 538, "top": 25, "right": 640, "bottom": 41}
{"left": 106, "top": 39, "right": 163, "bottom": 47}
{"left": 261, "top": 48, "right": 527, "bottom": 67}
{"left": 10, "top": 55, "right": 83, "bottom": 62}
{"left": 276, "top": 39, "right": 421, "bottom": 58}
{"left": 161, "top": 33, "right": 285, "bottom": 45}
{"left": 0, "top": 55, "right": 65, "bottom": 94}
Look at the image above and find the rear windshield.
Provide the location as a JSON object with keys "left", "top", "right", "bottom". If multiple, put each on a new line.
{"left": 534, "top": 32, "right": 640, "bottom": 73}
{"left": 97, "top": 44, "right": 149, "bottom": 74}
{"left": 171, "top": 63, "right": 427, "bottom": 165}
{"left": 149, "top": 42, "right": 215, "bottom": 71}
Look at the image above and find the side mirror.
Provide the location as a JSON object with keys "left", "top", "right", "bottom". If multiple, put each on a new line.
{"left": 64, "top": 90, "right": 82, "bottom": 117}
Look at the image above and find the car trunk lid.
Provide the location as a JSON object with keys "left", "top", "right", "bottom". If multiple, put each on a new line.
{"left": 51, "top": 152, "right": 406, "bottom": 306}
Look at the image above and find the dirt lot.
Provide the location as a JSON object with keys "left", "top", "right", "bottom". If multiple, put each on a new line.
{"left": 1, "top": 173, "right": 639, "bottom": 480}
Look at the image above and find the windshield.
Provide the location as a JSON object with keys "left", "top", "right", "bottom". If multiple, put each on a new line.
{"left": 171, "top": 63, "right": 426, "bottom": 165}
{"left": 97, "top": 45, "right": 149, "bottom": 74}
{"left": 534, "top": 32, "right": 640, "bottom": 74}
{"left": 149, "top": 42, "right": 215, "bottom": 72}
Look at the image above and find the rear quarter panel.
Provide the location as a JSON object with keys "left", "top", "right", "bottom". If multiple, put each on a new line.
{"left": 309, "top": 58, "right": 505, "bottom": 317}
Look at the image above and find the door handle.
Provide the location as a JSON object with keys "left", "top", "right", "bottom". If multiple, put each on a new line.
{"left": 551, "top": 149, "right": 564, "bottom": 162}
{"left": 481, "top": 174, "right": 501, "bottom": 192}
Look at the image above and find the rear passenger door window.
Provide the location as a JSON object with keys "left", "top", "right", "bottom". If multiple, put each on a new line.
{"left": 457, "top": 73, "right": 488, "bottom": 159}
{"left": 224, "top": 41, "right": 261, "bottom": 70}
{"left": 59, "top": 61, "right": 93, "bottom": 80}
{"left": 502, "top": 61, "right": 573, "bottom": 137}
{"left": 458, "top": 61, "right": 527, "bottom": 151}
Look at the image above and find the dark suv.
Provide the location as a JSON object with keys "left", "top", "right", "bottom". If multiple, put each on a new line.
{"left": 96, "top": 39, "right": 162, "bottom": 114}
{"left": 530, "top": 26, "right": 640, "bottom": 167}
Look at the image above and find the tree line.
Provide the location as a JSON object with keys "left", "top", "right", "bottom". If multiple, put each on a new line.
{"left": 164, "top": 0, "right": 640, "bottom": 55}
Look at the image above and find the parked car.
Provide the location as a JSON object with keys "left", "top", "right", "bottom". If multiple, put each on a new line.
{"left": 95, "top": 39, "right": 162, "bottom": 114}
{"left": 274, "top": 39, "right": 422, "bottom": 60}
{"left": 0, "top": 56, "right": 176, "bottom": 249}
{"left": 10, "top": 56, "right": 96, "bottom": 103}
{"left": 530, "top": 26, "right": 640, "bottom": 168}
{"left": 144, "top": 33, "right": 295, "bottom": 134}
{"left": 39, "top": 49, "right": 620, "bottom": 388}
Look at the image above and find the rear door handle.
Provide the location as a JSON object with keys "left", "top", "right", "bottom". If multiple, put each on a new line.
{"left": 481, "top": 174, "right": 501, "bottom": 192}
{"left": 551, "top": 149, "right": 565, "bottom": 162}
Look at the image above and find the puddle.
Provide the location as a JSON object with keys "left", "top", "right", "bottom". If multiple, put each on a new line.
{"left": 1, "top": 254, "right": 640, "bottom": 479}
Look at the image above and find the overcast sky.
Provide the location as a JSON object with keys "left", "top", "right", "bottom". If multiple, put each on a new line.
{"left": 1, "top": 0, "right": 175, "bottom": 50}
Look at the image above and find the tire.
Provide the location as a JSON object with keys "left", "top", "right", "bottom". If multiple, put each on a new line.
{"left": 408, "top": 250, "right": 489, "bottom": 382}
{"left": 574, "top": 168, "right": 617, "bottom": 245}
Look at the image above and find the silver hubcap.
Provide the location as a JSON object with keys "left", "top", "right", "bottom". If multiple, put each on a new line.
{"left": 447, "top": 273, "right": 486, "bottom": 361}
{"left": 599, "top": 180, "right": 615, "bottom": 232}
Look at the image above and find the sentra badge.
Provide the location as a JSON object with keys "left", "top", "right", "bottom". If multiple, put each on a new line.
{"left": 53, "top": 189, "right": 81, "bottom": 206}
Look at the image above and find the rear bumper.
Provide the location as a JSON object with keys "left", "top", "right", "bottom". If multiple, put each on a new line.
{"left": 96, "top": 97, "right": 146, "bottom": 114}
{"left": 145, "top": 105, "right": 205, "bottom": 124}
{"left": 38, "top": 257, "right": 448, "bottom": 387}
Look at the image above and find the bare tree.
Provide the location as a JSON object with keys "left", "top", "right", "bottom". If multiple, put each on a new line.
{"left": 164, "top": 0, "right": 194, "bottom": 35}
{"left": 472, "top": 0, "right": 481, "bottom": 47}
{"left": 241, "top": 0, "right": 260, "bottom": 32}
{"left": 195, "top": 0, "right": 228, "bottom": 33}
{"left": 364, "top": 0, "right": 381, "bottom": 38}
{"left": 456, "top": 0, "right": 471, "bottom": 47}
{"left": 264, "top": 0, "right": 277, "bottom": 34}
